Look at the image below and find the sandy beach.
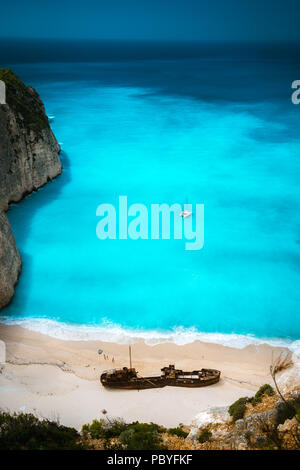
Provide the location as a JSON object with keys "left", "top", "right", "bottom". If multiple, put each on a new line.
{"left": 0, "top": 324, "right": 291, "bottom": 430}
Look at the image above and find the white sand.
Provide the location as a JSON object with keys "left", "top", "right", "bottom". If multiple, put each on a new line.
{"left": 0, "top": 324, "right": 290, "bottom": 429}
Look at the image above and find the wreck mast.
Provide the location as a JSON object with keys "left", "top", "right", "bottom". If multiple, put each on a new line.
{"left": 129, "top": 345, "right": 132, "bottom": 369}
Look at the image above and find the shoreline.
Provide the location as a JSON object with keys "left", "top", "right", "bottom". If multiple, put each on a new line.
{"left": 1, "top": 316, "right": 300, "bottom": 353}
{"left": 0, "top": 323, "right": 293, "bottom": 429}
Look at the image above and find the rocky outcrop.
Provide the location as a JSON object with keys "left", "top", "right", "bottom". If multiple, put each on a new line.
{"left": 225, "top": 409, "right": 277, "bottom": 450}
{"left": 0, "top": 212, "right": 21, "bottom": 309}
{"left": 277, "top": 354, "right": 300, "bottom": 394}
{"left": 187, "top": 406, "right": 230, "bottom": 442}
{"left": 0, "top": 69, "right": 61, "bottom": 309}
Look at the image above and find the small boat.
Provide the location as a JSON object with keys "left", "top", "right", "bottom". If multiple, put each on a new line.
{"left": 179, "top": 210, "right": 192, "bottom": 218}
{"left": 100, "top": 347, "right": 220, "bottom": 390}
{"left": 48, "top": 115, "right": 55, "bottom": 122}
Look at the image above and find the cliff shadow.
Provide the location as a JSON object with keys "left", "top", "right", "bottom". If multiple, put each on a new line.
{"left": 1, "top": 251, "right": 33, "bottom": 320}
{"left": 6, "top": 150, "right": 71, "bottom": 246}
{"left": 1, "top": 151, "right": 71, "bottom": 316}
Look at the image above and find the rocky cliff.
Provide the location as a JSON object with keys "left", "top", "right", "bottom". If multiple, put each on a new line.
{"left": 0, "top": 69, "right": 62, "bottom": 309}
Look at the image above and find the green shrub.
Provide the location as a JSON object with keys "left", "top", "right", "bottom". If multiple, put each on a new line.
{"left": 0, "top": 69, "right": 49, "bottom": 136}
{"left": 198, "top": 428, "right": 212, "bottom": 443}
{"left": 228, "top": 397, "right": 250, "bottom": 422}
{"left": 0, "top": 411, "right": 85, "bottom": 450}
{"left": 82, "top": 418, "right": 127, "bottom": 439}
{"left": 251, "top": 384, "right": 275, "bottom": 406}
{"left": 167, "top": 427, "right": 188, "bottom": 439}
{"left": 119, "top": 422, "right": 166, "bottom": 450}
{"left": 276, "top": 397, "right": 300, "bottom": 426}
{"left": 82, "top": 419, "right": 166, "bottom": 450}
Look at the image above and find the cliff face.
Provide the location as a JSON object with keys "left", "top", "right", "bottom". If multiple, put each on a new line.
{"left": 0, "top": 212, "right": 21, "bottom": 309}
{"left": 0, "top": 69, "right": 62, "bottom": 309}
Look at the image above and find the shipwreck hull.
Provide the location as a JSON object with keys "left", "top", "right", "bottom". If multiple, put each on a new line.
{"left": 166, "top": 376, "right": 220, "bottom": 387}
{"left": 100, "top": 372, "right": 221, "bottom": 389}
{"left": 101, "top": 378, "right": 166, "bottom": 390}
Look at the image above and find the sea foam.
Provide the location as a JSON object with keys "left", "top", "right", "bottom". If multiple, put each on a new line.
{"left": 1, "top": 316, "right": 300, "bottom": 356}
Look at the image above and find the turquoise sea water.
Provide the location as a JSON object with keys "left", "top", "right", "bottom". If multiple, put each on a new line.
{"left": 2, "top": 48, "right": 300, "bottom": 347}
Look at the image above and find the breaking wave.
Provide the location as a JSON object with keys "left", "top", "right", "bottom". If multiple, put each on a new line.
{"left": 1, "top": 316, "right": 300, "bottom": 356}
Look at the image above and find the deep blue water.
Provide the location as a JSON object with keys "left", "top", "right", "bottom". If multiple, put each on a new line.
{"left": 1, "top": 41, "right": 300, "bottom": 345}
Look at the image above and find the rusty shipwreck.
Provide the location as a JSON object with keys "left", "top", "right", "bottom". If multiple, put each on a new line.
{"left": 100, "top": 347, "right": 220, "bottom": 390}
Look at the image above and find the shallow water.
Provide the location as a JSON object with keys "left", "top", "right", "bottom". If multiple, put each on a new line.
{"left": 2, "top": 44, "right": 300, "bottom": 345}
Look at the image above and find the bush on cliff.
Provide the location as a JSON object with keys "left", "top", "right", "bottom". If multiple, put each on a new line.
{"left": 120, "top": 422, "right": 166, "bottom": 450}
{"left": 167, "top": 427, "right": 188, "bottom": 439}
{"left": 251, "top": 384, "right": 275, "bottom": 406}
{"left": 82, "top": 418, "right": 166, "bottom": 450}
{"left": 119, "top": 422, "right": 166, "bottom": 450}
{"left": 229, "top": 397, "right": 250, "bottom": 422}
{"left": 0, "top": 411, "right": 86, "bottom": 450}
{"left": 0, "top": 69, "right": 49, "bottom": 136}
{"left": 276, "top": 396, "right": 300, "bottom": 426}
{"left": 198, "top": 428, "right": 212, "bottom": 443}
{"left": 82, "top": 417, "right": 127, "bottom": 439}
